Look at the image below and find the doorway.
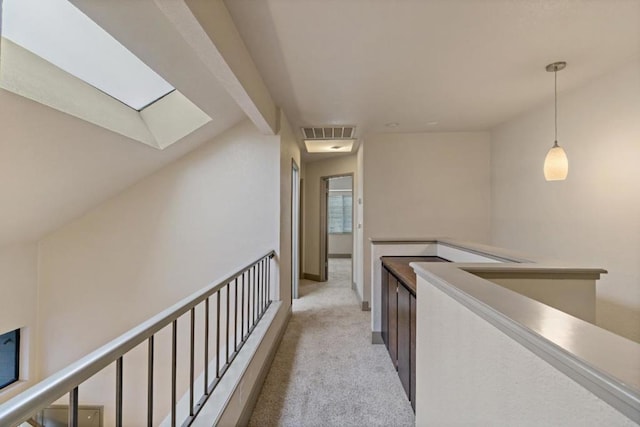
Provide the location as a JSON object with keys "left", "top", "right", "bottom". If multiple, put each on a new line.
{"left": 320, "top": 175, "right": 354, "bottom": 282}
{"left": 291, "top": 161, "right": 300, "bottom": 300}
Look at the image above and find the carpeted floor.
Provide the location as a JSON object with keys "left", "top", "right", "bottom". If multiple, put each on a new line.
{"left": 248, "top": 259, "right": 415, "bottom": 427}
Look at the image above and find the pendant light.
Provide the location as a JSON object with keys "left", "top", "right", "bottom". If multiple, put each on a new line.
{"left": 543, "top": 61, "right": 569, "bottom": 181}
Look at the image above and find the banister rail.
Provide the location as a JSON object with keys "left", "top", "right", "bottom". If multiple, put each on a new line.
{"left": 0, "top": 250, "right": 276, "bottom": 427}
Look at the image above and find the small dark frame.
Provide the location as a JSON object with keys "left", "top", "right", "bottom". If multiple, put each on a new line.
{"left": 0, "top": 328, "right": 20, "bottom": 390}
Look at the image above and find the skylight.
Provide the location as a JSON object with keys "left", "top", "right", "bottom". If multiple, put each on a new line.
{"left": 1, "top": 0, "right": 174, "bottom": 111}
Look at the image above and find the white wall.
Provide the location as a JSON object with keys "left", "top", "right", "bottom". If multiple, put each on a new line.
{"left": 491, "top": 59, "right": 640, "bottom": 342}
{"left": 0, "top": 0, "right": 247, "bottom": 249}
{"left": 328, "top": 234, "right": 352, "bottom": 256}
{"left": 277, "top": 112, "right": 302, "bottom": 304}
{"left": 355, "top": 145, "right": 364, "bottom": 300}
{"left": 0, "top": 243, "right": 38, "bottom": 402}
{"left": 416, "top": 279, "right": 636, "bottom": 427}
{"left": 219, "top": 111, "right": 301, "bottom": 425}
{"left": 302, "top": 155, "right": 357, "bottom": 277}
{"left": 36, "top": 119, "right": 280, "bottom": 423}
{"left": 363, "top": 132, "right": 491, "bottom": 304}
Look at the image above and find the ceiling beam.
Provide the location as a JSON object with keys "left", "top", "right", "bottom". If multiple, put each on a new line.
{"left": 155, "top": 0, "right": 278, "bottom": 135}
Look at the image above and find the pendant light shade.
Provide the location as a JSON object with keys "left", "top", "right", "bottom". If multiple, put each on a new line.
{"left": 543, "top": 61, "right": 568, "bottom": 181}
{"left": 544, "top": 142, "right": 568, "bottom": 181}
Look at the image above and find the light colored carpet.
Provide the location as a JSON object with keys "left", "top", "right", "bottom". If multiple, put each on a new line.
{"left": 248, "top": 259, "right": 415, "bottom": 427}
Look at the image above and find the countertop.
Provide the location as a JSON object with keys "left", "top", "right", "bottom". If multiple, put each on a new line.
{"left": 381, "top": 256, "right": 448, "bottom": 294}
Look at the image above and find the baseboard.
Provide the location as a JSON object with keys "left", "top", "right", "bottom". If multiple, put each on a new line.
{"left": 371, "top": 331, "right": 383, "bottom": 344}
{"left": 237, "top": 307, "right": 292, "bottom": 426}
{"left": 328, "top": 253, "right": 352, "bottom": 259}
{"left": 303, "top": 273, "right": 321, "bottom": 281}
{"left": 350, "top": 282, "right": 370, "bottom": 312}
{"left": 352, "top": 281, "right": 362, "bottom": 303}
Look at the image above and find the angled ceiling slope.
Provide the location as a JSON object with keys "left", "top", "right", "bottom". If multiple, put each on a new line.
{"left": 0, "top": 0, "right": 272, "bottom": 246}
{"left": 0, "top": 0, "right": 212, "bottom": 150}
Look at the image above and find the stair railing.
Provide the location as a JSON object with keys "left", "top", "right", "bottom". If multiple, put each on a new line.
{"left": 0, "top": 251, "right": 276, "bottom": 427}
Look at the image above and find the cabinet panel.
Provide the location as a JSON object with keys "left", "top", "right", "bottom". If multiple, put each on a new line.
{"left": 410, "top": 294, "right": 417, "bottom": 411}
{"left": 387, "top": 275, "right": 398, "bottom": 366}
{"left": 381, "top": 256, "right": 448, "bottom": 414}
{"left": 398, "top": 284, "right": 411, "bottom": 398}
{"left": 382, "top": 267, "right": 389, "bottom": 349}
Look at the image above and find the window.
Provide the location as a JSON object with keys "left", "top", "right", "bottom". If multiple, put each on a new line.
{"left": 2, "top": 0, "right": 174, "bottom": 110}
{"left": 0, "top": 0, "right": 211, "bottom": 150}
{"left": 0, "top": 329, "right": 20, "bottom": 390}
{"left": 328, "top": 193, "right": 352, "bottom": 233}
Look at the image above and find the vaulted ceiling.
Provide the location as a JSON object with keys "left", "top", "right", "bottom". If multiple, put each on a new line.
{"left": 0, "top": 0, "right": 251, "bottom": 247}
{"left": 225, "top": 0, "right": 640, "bottom": 149}
{"left": 2, "top": 0, "right": 639, "bottom": 246}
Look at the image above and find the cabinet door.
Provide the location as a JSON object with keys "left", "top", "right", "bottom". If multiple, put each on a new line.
{"left": 381, "top": 267, "right": 389, "bottom": 348}
{"left": 398, "top": 284, "right": 411, "bottom": 398}
{"left": 410, "top": 293, "right": 417, "bottom": 411}
{"left": 387, "top": 275, "right": 398, "bottom": 367}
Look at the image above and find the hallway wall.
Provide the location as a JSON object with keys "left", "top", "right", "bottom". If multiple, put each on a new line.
{"left": 328, "top": 234, "right": 352, "bottom": 256}
{"left": 277, "top": 114, "right": 302, "bottom": 304}
{"left": 0, "top": 243, "right": 38, "bottom": 402}
{"left": 302, "top": 155, "right": 357, "bottom": 279}
{"left": 219, "top": 111, "right": 302, "bottom": 425}
{"left": 355, "top": 145, "right": 365, "bottom": 304}
{"left": 36, "top": 119, "right": 280, "bottom": 423}
{"left": 491, "top": 59, "right": 640, "bottom": 342}
{"left": 362, "top": 132, "right": 492, "bottom": 306}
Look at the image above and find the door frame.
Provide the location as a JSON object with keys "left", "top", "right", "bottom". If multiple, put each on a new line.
{"left": 292, "top": 160, "right": 301, "bottom": 300}
{"left": 319, "top": 173, "right": 354, "bottom": 282}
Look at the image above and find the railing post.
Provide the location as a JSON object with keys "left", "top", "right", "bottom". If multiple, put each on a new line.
{"left": 253, "top": 265, "right": 257, "bottom": 324}
{"left": 226, "top": 283, "right": 230, "bottom": 364}
{"left": 258, "top": 260, "right": 262, "bottom": 317}
{"left": 268, "top": 255, "right": 271, "bottom": 304}
{"left": 69, "top": 387, "right": 79, "bottom": 427}
{"left": 216, "top": 292, "right": 220, "bottom": 379}
{"left": 241, "top": 272, "right": 245, "bottom": 340}
{"left": 234, "top": 278, "right": 239, "bottom": 352}
{"left": 171, "top": 320, "right": 177, "bottom": 427}
{"left": 263, "top": 257, "right": 267, "bottom": 310}
{"left": 189, "top": 307, "right": 195, "bottom": 416}
{"left": 147, "top": 336, "right": 154, "bottom": 427}
{"left": 204, "top": 297, "right": 209, "bottom": 395}
{"left": 116, "top": 357, "right": 123, "bottom": 427}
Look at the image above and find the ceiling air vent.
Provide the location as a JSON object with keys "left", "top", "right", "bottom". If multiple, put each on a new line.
{"left": 301, "top": 126, "right": 355, "bottom": 140}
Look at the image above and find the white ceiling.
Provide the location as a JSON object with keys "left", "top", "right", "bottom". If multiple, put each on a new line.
{"left": 0, "top": 0, "right": 246, "bottom": 247}
{"left": 225, "top": 0, "right": 640, "bottom": 156}
{"left": 3, "top": 0, "right": 639, "bottom": 246}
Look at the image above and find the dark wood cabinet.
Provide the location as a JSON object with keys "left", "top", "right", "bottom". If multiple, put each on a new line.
{"left": 397, "top": 284, "right": 411, "bottom": 397}
{"left": 381, "top": 256, "right": 447, "bottom": 412}
{"left": 410, "top": 293, "right": 416, "bottom": 411}
{"left": 387, "top": 274, "right": 398, "bottom": 366}
{"left": 381, "top": 268, "right": 388, "bottom": 351}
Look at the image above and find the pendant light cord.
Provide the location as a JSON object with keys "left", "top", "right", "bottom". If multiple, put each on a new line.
{"left": 554, "top": 69, "right": 558, "bottom": 145}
